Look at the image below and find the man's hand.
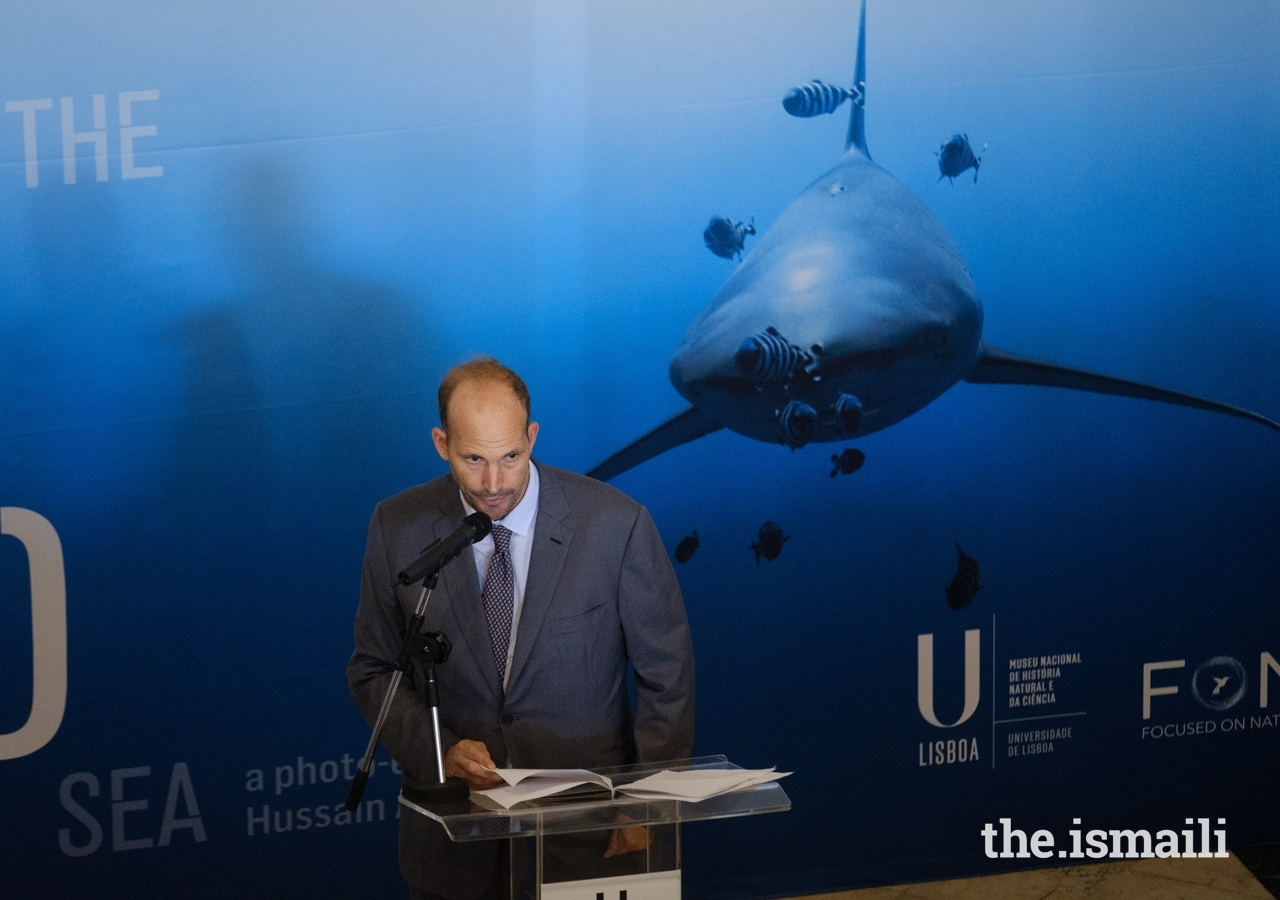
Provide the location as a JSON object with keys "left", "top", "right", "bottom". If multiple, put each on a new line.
{"left": 443, "top": 739, "right": 503, "bottom": 789}
{"left": 604, "top": 825, "right": 649, "bottom": 858}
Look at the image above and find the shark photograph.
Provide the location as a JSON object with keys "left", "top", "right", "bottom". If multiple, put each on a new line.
{"left": 587, "top": 0, "right": 1278, "bottom": 483}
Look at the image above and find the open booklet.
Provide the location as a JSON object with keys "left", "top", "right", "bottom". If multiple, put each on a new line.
{"left": 473, "top": 766, "right": 789, "bottom": 810}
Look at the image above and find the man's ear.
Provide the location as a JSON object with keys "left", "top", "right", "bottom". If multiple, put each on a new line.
{"left": 431, "top": 426, "right": 449, "bottom": 461}
{"left": 526, "top": 421, "right": 539, "bottom": 451}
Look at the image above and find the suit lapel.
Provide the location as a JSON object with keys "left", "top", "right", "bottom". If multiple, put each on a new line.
{"left": 507, "top": 464, "right": 572, "bottom": 689}
{"left": 431, "top": 488, "right": 504, "bottom": 702}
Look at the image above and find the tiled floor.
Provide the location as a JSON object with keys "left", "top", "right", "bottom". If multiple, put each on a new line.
{"left": 793, "top": 855, "right": 1274, "bottom": 899}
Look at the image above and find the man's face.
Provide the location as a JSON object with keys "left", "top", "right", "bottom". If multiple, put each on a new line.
{"left": 432, "top": 379, "right": 539, "bottom": 523}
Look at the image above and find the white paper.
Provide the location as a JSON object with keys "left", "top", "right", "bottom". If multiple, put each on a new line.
{"left": 473, "top": 767, "right": 614, "bottom": 809}
{"left": 616, "top": 768, "right": 789, "bottom": 802}
{"left": 485, "top": 767, "right": 613, "bottom": 790}
{"left": 472, "top": 765, "right": 790, "bottom": 808}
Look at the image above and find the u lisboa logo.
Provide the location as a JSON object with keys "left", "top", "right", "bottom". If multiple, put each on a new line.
{"left": 0, "top": 508, "right": 67, "bottom": 760}
{"left": 917, "top": 629, "right": 980, "bottom": 727}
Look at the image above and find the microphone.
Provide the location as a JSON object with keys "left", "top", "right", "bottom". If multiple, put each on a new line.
{"left": 397, "top": 512, "right": 493, "bottom": 586}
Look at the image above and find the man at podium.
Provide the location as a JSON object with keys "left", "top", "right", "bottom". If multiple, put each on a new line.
{"left": 348, "top": 357, "right": 696, "bottom": 900}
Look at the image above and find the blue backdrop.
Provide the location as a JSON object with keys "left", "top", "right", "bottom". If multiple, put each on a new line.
{"left": 2, "top": 1, "right": 1278, "bottom": 897}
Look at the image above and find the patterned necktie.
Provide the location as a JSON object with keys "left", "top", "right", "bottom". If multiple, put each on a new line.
{"left": 482, "top": 524, "right": 515, "bottom": 684}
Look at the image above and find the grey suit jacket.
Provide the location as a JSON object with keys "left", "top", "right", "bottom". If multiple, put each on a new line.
{"left": 347, "top": 463, "right": 695, "bottom": 897}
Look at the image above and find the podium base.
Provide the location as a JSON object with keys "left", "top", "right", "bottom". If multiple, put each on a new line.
{"left": 542, "top": 868, "right": 680, "bottom": 900}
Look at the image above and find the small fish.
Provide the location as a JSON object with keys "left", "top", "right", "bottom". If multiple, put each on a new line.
{"left": 674, "top": 531, "right": 700, "bottom": 564}
{"left": 749, "top": 521, "right": 790, "bottom": 565}
{"left": 834, "top": 392, "right": 863, "bottom": 433}
{"left": 703, "top": 215, "right": 756, "bottom": 261}
{"left": 782, "top": 79, "right": 863, "bottom": 118}
{"left": 734, "top": 326, "right": 820, "bottom": 384}
{"left": 829, "top": 447, "right": 865, "bottom": 477}
{"left": 936, "top": 133, "right": 984, "bottom": 184}
{"left": 777, "top": 399, "right": 818, "bottom": 449}
{"left": 946, "top": 543, "right": 983, "bottom": 611}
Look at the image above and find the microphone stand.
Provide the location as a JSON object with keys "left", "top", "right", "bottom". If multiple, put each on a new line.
{"left": 346, "top": 570, "right": 469, "bottom": 811}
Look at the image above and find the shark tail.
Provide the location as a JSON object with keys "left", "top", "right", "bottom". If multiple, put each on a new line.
{"left": 845, "top": 0, "right": 869, "bottom": 157}
{"left": 965, "top": 343, "right": 1280, "bottom": 432}
{"left": 586, "top": 406, "right": 724, "bottom": 482}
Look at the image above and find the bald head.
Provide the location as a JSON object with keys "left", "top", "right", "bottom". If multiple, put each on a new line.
{"left": 438, "top": 357, "right": 530, "bottom": 430}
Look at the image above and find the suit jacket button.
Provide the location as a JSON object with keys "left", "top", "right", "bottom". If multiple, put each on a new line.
{"left": 500, "top": 713, "right": 514, "bottom": 726}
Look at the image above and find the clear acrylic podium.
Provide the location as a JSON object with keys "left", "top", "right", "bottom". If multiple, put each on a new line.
{"left": 400, "top": 755, "right": 791, "bottom": 900}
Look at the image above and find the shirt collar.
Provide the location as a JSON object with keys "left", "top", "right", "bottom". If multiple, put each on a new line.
{"left": 459, "top": 461, "right": 539, "bottom": 538}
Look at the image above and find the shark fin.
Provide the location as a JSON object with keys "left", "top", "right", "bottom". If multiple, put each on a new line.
{"left": 845, "top": 0, "right": 869, "bottom": 157}
{"left": 965, "top": 343, "right": 1280, "bottom": 432}
{"left": 586, "top": 406, "right": 724, "bottom": 482}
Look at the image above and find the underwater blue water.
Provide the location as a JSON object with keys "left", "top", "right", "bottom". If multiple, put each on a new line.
{"left": 1, "top": 1, "right": 1277, "bottom": 895}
